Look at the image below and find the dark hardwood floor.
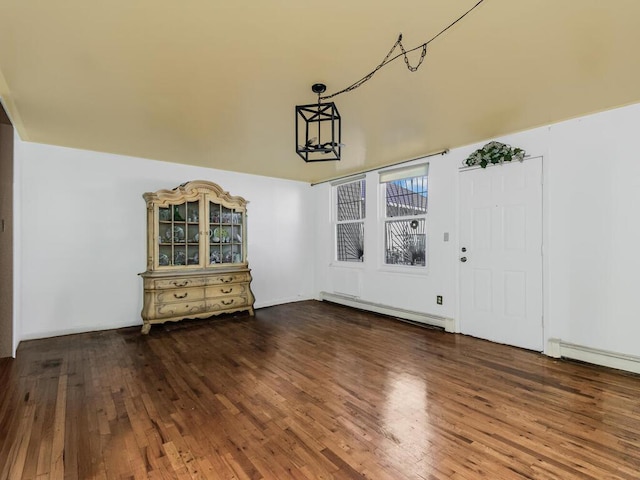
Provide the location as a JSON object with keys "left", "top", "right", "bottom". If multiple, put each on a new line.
{"left": 1, "top": 300, "right": 640, "bottom": 479}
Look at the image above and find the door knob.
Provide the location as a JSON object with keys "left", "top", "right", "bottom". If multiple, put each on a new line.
{"left": 460, "top": 256, "right": 467, "bottom": 263}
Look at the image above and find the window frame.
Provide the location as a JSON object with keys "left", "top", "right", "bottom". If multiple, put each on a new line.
{"left": 378, "top": 164, "right": 429, "bottom": 271}
{"left": 333, "top": 176, "right": 366, "bottom": 264}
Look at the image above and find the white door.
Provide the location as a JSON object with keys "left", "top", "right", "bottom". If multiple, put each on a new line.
{"left": 459, "top": 157, "right": 543, "bottom": 351}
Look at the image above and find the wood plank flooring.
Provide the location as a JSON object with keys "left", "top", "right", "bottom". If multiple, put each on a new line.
{"left": 1, "top": 300, "right": 640, "bottom": 479}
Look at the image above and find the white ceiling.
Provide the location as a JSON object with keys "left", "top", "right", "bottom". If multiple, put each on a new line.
{"left": 1, "top": 0, "right": 640, "bottom": 183}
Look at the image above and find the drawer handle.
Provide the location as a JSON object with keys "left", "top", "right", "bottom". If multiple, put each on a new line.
{"left": 222, "top": 276, "right": 234, "bottom": 283}
{"left": 221, "top": 299, "right": 234, "bottom": 306}
{"left": 221, "top": 287, "right": 233, "bottom": 294}
{"left": 173, "top": 281, "right": 189, "bottom": 287}
{"left": 174, "top": 293, "right": 188, "bottom": 299}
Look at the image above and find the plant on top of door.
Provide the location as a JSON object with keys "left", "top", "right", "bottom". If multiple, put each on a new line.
{"left": 464, "top": 141, "right": 526, "bottom": 168}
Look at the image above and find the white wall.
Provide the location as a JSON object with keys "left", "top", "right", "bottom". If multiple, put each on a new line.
{"left": 546, "top": 104, "right": 640, "bottom": 358}
{"left": 16, "top": 142, "right": 314, "bottom": 340}
{"left": 312, "top": 154, "right": 458, "bottom": 320}
{"left": 312, "top": 125, "right": 549, "bottom": 325}
{"left": 313, "top": 102, "right": 640, "bottom": 361}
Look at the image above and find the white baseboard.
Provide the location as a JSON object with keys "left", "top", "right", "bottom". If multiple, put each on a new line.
{"left": 19, "top": 320, "right": 141, "bottom": 342}
{"left": 319, "top": 291, "right": 455, "bottom": 332}
{"left": 254, "top": 295, "right": 314, "bottom": 309}
{"left": 547, "top": 338, "right": 640, "bottom": 374}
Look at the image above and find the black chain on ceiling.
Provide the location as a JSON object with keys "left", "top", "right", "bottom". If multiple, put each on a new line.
{"left": 320, "top": 0, "right": 486, "bottom": 101}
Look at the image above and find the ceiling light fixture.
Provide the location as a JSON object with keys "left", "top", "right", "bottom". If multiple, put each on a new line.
{"left": 295, "top": 0, "right": 485, "bottom": 163}
{"left": 295, "top": 83, "right": 342, "bottom": 162}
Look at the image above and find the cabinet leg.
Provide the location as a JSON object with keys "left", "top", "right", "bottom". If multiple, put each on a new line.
{"left": 141, "top": 322, "right": 151, "bottom": 335}
{"left": 248, "top": 307, "right": 255, "bottom": 317}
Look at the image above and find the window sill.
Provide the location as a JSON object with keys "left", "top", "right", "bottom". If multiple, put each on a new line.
{"left": 329, "top": 261, "right": 366, "bottom": 269}
{"left": 377, "top": 264, "right": 429, "bottom": 276}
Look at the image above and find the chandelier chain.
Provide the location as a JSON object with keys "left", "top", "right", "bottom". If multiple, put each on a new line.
{"left": 320, "top": 0, "right": 485, "bottom": 100}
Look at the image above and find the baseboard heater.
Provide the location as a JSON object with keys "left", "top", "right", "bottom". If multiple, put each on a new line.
{"left": 319, "top": 291, "right": 455, "bottom": 332}
{"left": 547, "top": 338, "right": 640, "bottom": 375}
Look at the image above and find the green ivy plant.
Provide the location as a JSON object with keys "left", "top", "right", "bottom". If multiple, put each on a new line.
{"left": 464, "top": 141, "right": 526, "bottom": 168}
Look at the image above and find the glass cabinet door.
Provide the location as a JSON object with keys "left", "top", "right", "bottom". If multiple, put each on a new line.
{"left": 208, "top": 201, "right": 244, "bottom": 265}
{"left": 157, "top": 200, "right": 201, "bottom": 267}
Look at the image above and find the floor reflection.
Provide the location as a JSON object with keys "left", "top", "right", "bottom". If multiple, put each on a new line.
{"left": 381, "top": 372, "right": 432, "bottom": 462}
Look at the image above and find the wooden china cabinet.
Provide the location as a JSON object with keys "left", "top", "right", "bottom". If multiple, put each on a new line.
{"left": 139, "top": 180, "right": 254, "bottom": 334}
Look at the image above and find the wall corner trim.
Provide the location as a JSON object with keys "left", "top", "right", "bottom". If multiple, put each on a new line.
{"left": 547, "top": 338, "right": 562, "bottom": 358}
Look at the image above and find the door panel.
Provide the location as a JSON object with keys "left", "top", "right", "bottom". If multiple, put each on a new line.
{"left": 459, "top": 158, "right": 543, "bottom": 351}
{"left": 473, "top": 269, "right": 492, "bottom": 312}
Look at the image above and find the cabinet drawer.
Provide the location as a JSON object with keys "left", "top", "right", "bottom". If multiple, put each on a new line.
{"left": 155, "top": 288, "right": 205, "bottom": 303}
{"left": 206, "top": 272, "right": 251, "bottom": 286}
{"left": 154, "top": 277, "right": 207, "bottom": 289}
{"left": 205, "top": 284, "right": 247, "bottom": 298}
{"left": 206, "top": 295, "right": 248, "bottom": 310}
{"left": 156, "top": 301, "right": 206, "bottom": 317}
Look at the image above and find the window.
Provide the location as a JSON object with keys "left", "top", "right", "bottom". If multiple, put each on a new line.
{"left": 380, "top": 164, "right": 428, "bottom": 267}
{"left": 335, "top": 178, "right": 366, "bottom": 262}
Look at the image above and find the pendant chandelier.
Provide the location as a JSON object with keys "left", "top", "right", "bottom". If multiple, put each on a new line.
{"left": 295, "top": 83, "right": 342, "bottom": 162}
{"left": 294, "top": 0, "right": 485, "bottom": 163}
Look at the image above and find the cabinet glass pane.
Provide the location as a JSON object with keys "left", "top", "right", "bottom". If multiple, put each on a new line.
{"left": 158, "top": 201, "right": 200, "bottom": 267}
{"left": 209, "top": 201, "right": 243, "bottom": 264}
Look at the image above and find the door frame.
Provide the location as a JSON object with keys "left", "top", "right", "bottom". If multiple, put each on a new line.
{"left": 455, "top": 156, "right": 547, "bottom": 351}
{"left": 0, "top": 100, "right": 14, "bottom": 357}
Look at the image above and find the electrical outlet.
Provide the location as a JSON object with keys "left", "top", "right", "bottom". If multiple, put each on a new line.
{"left": 436, "top": 295, "right": 443, "bottom": 305}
